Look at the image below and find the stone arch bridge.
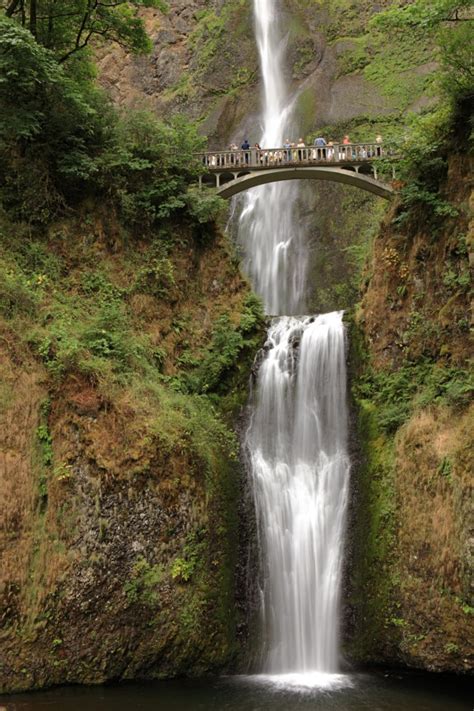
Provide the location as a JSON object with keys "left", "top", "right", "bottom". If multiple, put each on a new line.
{"left": 197, "top": 143, "right": 397, "bottom": 200}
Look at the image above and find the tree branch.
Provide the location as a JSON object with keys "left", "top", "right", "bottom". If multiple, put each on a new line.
{"left": 58, "top": 15, "right": 104, "bottom": 64}
{"left": 5, "top": 0, "right": 21, "bottom": 16}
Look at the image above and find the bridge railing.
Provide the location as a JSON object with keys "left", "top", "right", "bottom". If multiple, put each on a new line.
{"left": 197, "top": 143, "right": 389, "bottom": 171}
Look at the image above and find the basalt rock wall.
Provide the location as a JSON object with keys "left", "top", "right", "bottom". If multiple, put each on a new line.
{"left": 345, "top": 143, "right": 473, "bottom": 673}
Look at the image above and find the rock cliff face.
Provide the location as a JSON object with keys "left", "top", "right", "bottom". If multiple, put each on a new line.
{"left": 0, "top": 215, "right": 264, "bottom": 693}
{"left": 96, "top": 0, "right": 410, "bottom": 147}
{"left": 346, "top": 145, "right": 473, "bottom": 673}
{"left": 96, "top": 1, "right": 259, "bottom": 147}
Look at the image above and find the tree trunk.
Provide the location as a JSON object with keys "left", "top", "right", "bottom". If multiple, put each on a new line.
{"left": 29, "top": 0, "right": 37, "bottom": 37}
{"left": 46, "top": 0, "right": 55, "bottom": 47}
{"left": 5, "top": 0, "right": 22, "bottom": 16}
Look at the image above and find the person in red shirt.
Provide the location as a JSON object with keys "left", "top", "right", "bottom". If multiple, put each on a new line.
{"left": 342, "top": 135, "right": 351, "bottom": 145}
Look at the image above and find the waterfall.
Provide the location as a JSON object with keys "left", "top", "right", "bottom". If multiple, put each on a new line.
{"left": 236, "top": 0, "right": 307, "bottom": 316}
{"left": 235, "top": 0, "right": 351, "bottom": 679}
{"left": 246, "top": 313, "right": 350, "bottom": 673}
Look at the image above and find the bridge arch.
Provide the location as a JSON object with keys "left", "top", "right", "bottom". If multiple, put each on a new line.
{"left": 215, "top": 166, "right": 393, "bottom": 200}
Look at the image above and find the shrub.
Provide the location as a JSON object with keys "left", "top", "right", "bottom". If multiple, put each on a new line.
{"left": 124, "top": 558, "right": 164, "bottom": 606}
{"left": 356, "top": 362, "right": 473, "bottom": 434}
{"left": 0, "top": 260, "right": 39, "bottom": 318}
{"left": 0, "top": 18, "right": 206, "bottom": 231}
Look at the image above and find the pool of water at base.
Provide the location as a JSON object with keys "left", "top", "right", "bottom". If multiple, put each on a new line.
{"left": 1, "top": 671, "right": 472, "bottom": 711}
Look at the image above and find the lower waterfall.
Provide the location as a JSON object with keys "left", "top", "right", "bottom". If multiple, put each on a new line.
{"left": 246, "top": 311, "right": 350, "bottom": 674}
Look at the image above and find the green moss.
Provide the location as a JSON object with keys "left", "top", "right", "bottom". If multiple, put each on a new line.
{"left": 292, "top": 43, "right": 314, "bottom": 78}
{"left": 124, "top": 558, "right": 165, "bottom": 606}
{"left": 189, "top": 2, "right": 251, "bottom": 77}
{"left": 334, "top": 36, "right": 371, "bottom": 77}
{"left": 346, "top": 321, "right": 400, "bottom": 660}
{"left": 164, "top": 73, "right": 194, "bottom": 102}
{"left": 174, "top": 292, "right": 265, "bottom": 421}
{"left": 295, "top": 88, "right": 318, "bottom": 136}
{"left": 288, "top": 12, "right": 311, "bottom": 43}
{"left": 355, "top": 361, "right": 473, "bottom": 434}
{"left": 307, "top": 186, "right": 385, "bottom": 314}
{"left": 189, "top": 10, "right": 225, "bottom": 70}
{"left": 35, "top": 398, "right": 52, "bottom": 503}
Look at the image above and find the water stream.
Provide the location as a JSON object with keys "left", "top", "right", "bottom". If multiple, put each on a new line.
{"left": 247, "top": 314, "right": 350, "bottom": 675}
{"left": 237, "top": 0, "right": 308, "bottom": 316}
{"left": 239, "top": 0, "right": 351, "bottom": 681}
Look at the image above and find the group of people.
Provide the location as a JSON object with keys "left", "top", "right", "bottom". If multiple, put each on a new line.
{"left": 310, "top": 134, "right": 383, "bottom": 159}
{"left": 203, "top": 135, "right": 384, "bottom": 168}
{"left": 220, "top": 134, "right": 384, "bottom": 165}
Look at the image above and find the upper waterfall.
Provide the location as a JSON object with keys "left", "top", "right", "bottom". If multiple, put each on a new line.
{"left": 253, "top": 0, "right": 290, "bottom": 148}
{"left": 236, "top": 0, "right": 308, "bottom": 316}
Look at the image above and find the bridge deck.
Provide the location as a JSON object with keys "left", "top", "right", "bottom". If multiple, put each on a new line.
{"left": 195, "top": 142, "right": 397, "bottom": 200}
{"left": 197, "top": 142, "right": 389, "bottom": 172}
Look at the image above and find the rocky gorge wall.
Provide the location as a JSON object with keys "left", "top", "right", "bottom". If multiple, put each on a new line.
{"left": 346, "top": 141, "right": 473, "bottom": 673}
{"left": 0, "top": 212, "right": 264, "bottom": 693}
{"left": 96, "top": 0, "right": 417, "bottom": 145}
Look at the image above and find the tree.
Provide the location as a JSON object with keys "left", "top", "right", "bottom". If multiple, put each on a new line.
{"left": 0, "top": 15, "right": 205, "bottom": 227}
{"left": 0, "top": 0, "right": 168, "bottom": 62}
{"left": 0, "top": 15, "right": 112, "bottom": 220}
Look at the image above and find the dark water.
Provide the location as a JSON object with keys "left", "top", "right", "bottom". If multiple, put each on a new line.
{"left": 1, "top": 672, "right": 472, "bottom": 711}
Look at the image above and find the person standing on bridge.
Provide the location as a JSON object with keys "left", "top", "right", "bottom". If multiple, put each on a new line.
{"left": 241, "top": 138, "right": 250, "bottom": 164}
{"left": 375, "top": 134, "right": 383, "bottom": 157}
{"left": 254, "top": 142, "right": 263, "bottom": 164}
{"left": 342, "top": 134, "right": 352, "bottom": 160}
{"left": 229, "top": 143, "right": 238, "bottom": 165}
{"left": 297, "top": 138, "right": 306, "bottom": 162}
{"left": 283, "top": 138, "right": 292, "bottom": 163}
{"left": 313, "top": 135, "right": 327, "bottom": 160}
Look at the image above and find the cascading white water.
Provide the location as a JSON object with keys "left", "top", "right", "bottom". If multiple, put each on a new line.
{"left": 246, "top": 312, "right": 350, "bottom": 673}
{"left": 237, "top": 0, "right": 307, "bottom": 316}
{"left": 236, "top": 0, "right": 351, "bottom": 680}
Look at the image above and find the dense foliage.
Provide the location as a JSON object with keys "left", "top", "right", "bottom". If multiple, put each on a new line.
{"left": 366, "top": 0, "right": 473, "bottom": 220}
{"left": 1, "top": 0, "right": 168, "bottom": 61}
{"left": 371, "top": 0, "right": 473, "bottom": 100}
{"left": 0, "top": 14, "right": 222, "bottom": 228}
